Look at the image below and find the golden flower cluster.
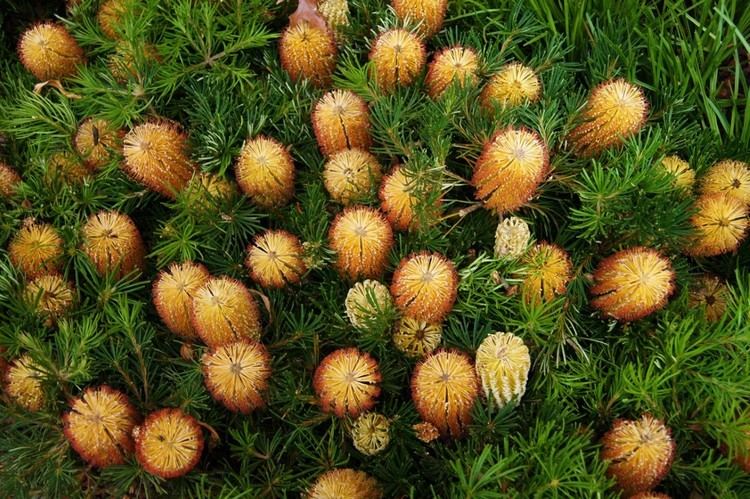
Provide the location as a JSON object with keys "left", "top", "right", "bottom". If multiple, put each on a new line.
{"left": 345, "top": 279, "right": 393, "bottom": 329}
{"left": 235, "top": 136, "right": 295, "bottom": 209}
{"left": 391, "top": 252, "right": 458, "bottom": 323}
{"left": 323, "top": 149, "right": 382, "bottom": 205}
{"left": 245, "top": 229, "right": 307, "bottom": 288}
{"left": 369, "top": 29, "right": 426, "bottom": 92}
{"left": 81, "top": 211, "right": 145, "bottom": 277}
{"left": 313, "top": 90, "right": 372, "bottom": 156}
{"left": 328, "top": 206, "right": 394, "bottom": 279}
{"left": 660, "top": 155, "right": 695, "bottom": 191}
{"left": 351, "top": 412, "right": 390, "bottom": 456}
{"left": 520, "top": 243, "right": 573, "bottom": 303}
{"left": 74, "top": 117, "right": 122, "bottom": 170}
{"left": 392, "top": 0, "right": 447, "bottom": 38}
{"left": 9, "top": 221, "right": 64, "bottom": 279}
{"left": 18, "top": 23, "right": 85, "bottom": 80}
{"left": 152, "top": 261, "right": 211, "bottom": 340}
{"left": 481, "top": 62, "right": 542, "bottom": 110}
{"left": 392, "top": 317, "right": 442, "bottom": 357}
{"left": 475, "top": 332, "right": 530, "bottom": 407}
{"left": 279, "top": 22, "right": 337, "bottom": 87}
{"left": 425, "top": 46, "right": 479, "bottom": 99}
{"left": 0, "top": 162, "right": 21, "bottom": 197}
{"left": 307, "top": 468, "right": 381, "bottom": 499}
{"left": 379, "top": 165, "right": 443, "bottom": 231}
{"left": 134, "top": 408, "right": 204, "bottom": 479}
{"left": 4, "top": 354, "right": 46, "bottom": 411}
{"left": 313, "top": 347, "right": 381, "bottom": 418}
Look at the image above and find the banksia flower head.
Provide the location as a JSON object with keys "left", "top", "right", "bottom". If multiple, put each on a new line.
{"left": 392, "top": 317, "right": 442, "bottom": 357}
{"left": 201, "top": 339, "right": 271, "bottom": 414}
{"left": 323, "top": 149, "right": 382, "bottom": 204}
{"left": 46, "top": 152, "right": 90, "bottom": 184}
{"left": 425, "top": 46, "right": 480, "bottom": 99}
{"left": 629, "top": 493, "right": 672, "bottom": 499}
{"left": 108, "top": 42, "right": 160, "bottom": 81}
{"left": 686, "top": 193, "right": 749, "bottom": 257}
{"left": 494, "top": 216, "right": 531, "bottom": 259}
{"left": 24, "top": 275, "right": 75, "bottom": 325}
{"left": 0, "top": 162, "right": 22, "bottom": 197}
{"left": 601, "top": 414, "right": 675, "bottom": 496}
{"left": 475, "top": 332, "right": 530, "bottom": 407}
{"left": 660, "top": 155, "right": 695, "bottom": 191}
{"left": 567, "top": 78, "right": 649, "bottom": 157}
{"left": 74, "top": 117, "right": 122, "bottom": 169}
{"left": 313, "top": 90, "right": 372, "bottom": 157}
{"left": 9, "top": 221, "right": 64, "bottom": 279}
{"left": 472, "top": 127, "right": 549, "bottom": 214}
{"left": 62, "top": 386, "right": 138, "bottom": 467}
{"left": 392, "top": 0, "right": 447, "bottom": 38}
{"left": 235, "top": 136, "right": 295, "bottom": 209}
{"left": 369, "top": 29, "right": 426, "bottom": 92}
{"left": 245, "top": 229, "right": 307, "bottom": 288}
{"left": 700, "top": 159, "right": 750, "bottom": 206}
{"left": 688, "top": 274, "right": 729, "bottom": 322}
{"left": 481, "top": 62, "right": 542, "bottom": 110}
{"left": 98, "top": 0, "right": 128, "bottom": 39}
{"left": 351, "top": 412, "right": 390, "bottom": 456}
{"left": 5, "top": 354, "right": 45, "bottom": 411}
{"left": 313, "top": 347, "right": 382, "bottom": 417}
{"left": 590, "top": 247, "right": 675, "bottom": 321}
{"left": 328, "top": 206, "right": 394, "bottom": 280}
{"left": 152, "top": 261, "right": 210, "bottom": 340}
{"left": 18, "top": 22, "right": 85, "bottom": 80}
{"left": 391, "top": 252, "right": 458, "bottom": 323}
{"left": 134, "top": 408, "right": 204, "bottom": 479}
{"left": 413, "top": 421, "right": 440, "bottom": 443}
{"left": 307, "top": 468, "right": 382, "bottom": 499}
{"left": 520, "top": 243, "right": 573, "bottom": 303}
{"left": 122, "top": 121, "right": 196, "bottom": 199}
{"left": 411, "top": 349, "right": 479, "bottom": 438}
{"left": 345, "top": 279, "right": 394, "bottom": 329}
{"left": 191, "top": 277, "right": 262, "bottom": 348}
{"left": 379, "top": 165, "right": 443, "bottom": 231}
{"left": 182, "top": 172, "right": 237, "bottom": 212}
{"left": 81, "top": 211, "right": 145, "bottom": 277}
{"left": 317, "top": 0, "right": 350, "bottom": 35}
{"left": 279, "top": 22, "right": 337, "bottom": 87}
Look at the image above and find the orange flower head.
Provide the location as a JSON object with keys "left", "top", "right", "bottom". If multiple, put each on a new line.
{"left": 520, "top": 243, "right": 572, "bottom": 303}
{"left": 134, "top": 408, "right": 204, "bottom": 479}
{"left": 152, "top": 261, "right": 210, "bottom": 340}
{"left": 590, "top": 247, "right": 675, "bottom": 322}
{"left": 567, "top": 78, "right": 648, "bottom": 157}
{"left": 379, "top": 165, "right": 443, "bottom": 231}
{"left": 98, "top": 0, "right": 128, "bottom": 39}
{"left": 425, "top": 46, "right": 480, "bottom": 99}
{"left": 245, "top": 229, "right": 307, "bottom": 288}
{"left": 313, "top": 90, "right": 372, "bottom": 157}
{"left": 481, "top": 62, "right": 542, "bottom": 110}
{"left": 191, "top": 276, "right": 262, "bottom": 348}
{"left": 391, "top": 251, "right": 458, "bottom": 323}
{"left": 279, "top": 22, "right": 337, "bottom": 87}
{"left": 411, "top": 349, "right": 479, "bottom": 438}
{"left": 122, "top": 122, "right": 196, "bottom": 199}
{"left": 81, "top": 211, "right": 145, "bottom": 277}
{"left": 369, "top": 29, "right": 426, "bottom": 93}
{"left": 63, "top": 385, "right": 138, "bottom": 467}
{"left": 601, "top": 414, "right": 675, "bottom": 495}
{"left": 9, "top": 221, "right": 64, "bottom": 279}
{"left": 323, "top": 149, "right": 382, "bottom": 205}
{"left": 24, "top": 275, "right": 75, "bottom": 325}
{"left": 660, "top": 155, "right": 695, "bottom": 191}
{"left": 0, "top": 162, "right": 21, "bottom": 197}
{"left": 475, "top": 332, "right": 530, "bottom": 407}
{"left": 74, "top": 117, "right": 122, "bottom": 169}
{"left": 328, "top": 206, "right": 394, "bottom": 279}
{"left": 108, "top": 42, "right": 160, "bottom": 81}
{"left": 345, "top": 279, "right": 393, "bottom": 329}
{"left": 686, "top": 193, "right": 749, "bottom": 257}
{"left": 313, "top": 347, "right": 381, "bottom": 418}
{"left": 235, "top": 136, "right": 295, "bottom": 208}
{"left": 392, "top": 317, "right": 442, "bottom": 357}
{"left": 392, "top": 0, "right": 447, "bottom": 38}
{"left": 472, "top": 127, "right": 549, "bottom": 214}
{"left": 700, "top": 159, "right": 750, "bottom": 206}
{"left": 201, "top": 339, "right": 271, "bottom": 414}
{"left": 688, "top": 274, "right": 729, "bottom": 323}
{"left": 5, "top": 354, "right": 45, "bottom": 411}
{"left": 351, "top": 412, "right": 390, "bottom": 456}
{"left": 413, "top": 421, "right": 440, "bottom": 443}
{"left": 46, "top": 152, "right": 90, "bottom": 184}
{"left": 307, "top": 468, "right": 382, "bottom": 499}
{"left": 18, "top": 22, "right": 85, "bottom": 80}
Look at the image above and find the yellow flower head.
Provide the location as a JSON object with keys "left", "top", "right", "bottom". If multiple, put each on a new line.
{"left": 235, "top": 136, "right": 295, "bottom": 209}
{"left": 307, "top": 468, "right": 382, "bottom": 499}
{"left": 135, "top": 408, "right": 204, "bottom": 479}
{"left": 98, "top": 0, "right": 128, "bottom": 39}
{"left": 494, "top": 216, "right": 531, "bottom": 259}
{"left": 391, "top": 251, "right": 458, "bottom": 323}
{"left": 345, "top": 279, "right": 394, "bottom": 329}
{"left": 279, "top": 22, "right": 337, "bottom": 87}
{"left": 392, "top": 317, "right": 442, "bottom": 357}
{"left": 63, "top": 385, "right": 138, "bottom": 467}
{"left": 392, "top": 0, "right": 447, "bottom": 38}
{"left": 182, "top": 172, "right": 237, "bottom": 212}
{"left": 567, "top": 78, "right": 649, "bottom": 157}
{"left": 369, "top": 29, "right": 426, "bottom": 92}
{"left": 317, "top": 0, "right": 350, "bottom": 33}
{"left": 46, "top": 152, "right": 90, "bottom": 184}
{"left": 688, "top": 274, "right": 729, "bottom": 323}
{"left": 74, "top": 117, "right": 122, "bottom": 169}
{"left": 313, "top": 347, "right": 382, "bottom": 418}
{"left": 245, "top": 229, "right": 307, "bottom": 288}
{"left": 481, "top": 62, "right": 542, "bottom": 110}
{"left": 700, "top": 159, "right": 750, "bottom": 206}
{"left": 24, "top": 275, "right": 75, "bottom": 325}
{"left": 108, "top": 42, "right": 160, "bottom": 81}
{"left": 472, "top": 127, "right": 549, "bottom": 214}
{"left": 351, "top": 412, "right": 390, "bottom": 456}
{"left": 152, "top": 261, "right": 210, "bottom": 340}
{"left": 475, "top": 332, "right": 530, "bottom": 407}
{"left": 17, "top": 22, "right": 85, "bottom": 80}
{"left": 328, "top": 206, "right": 394, "bottom": 280}
{"left": 81, "top": 211, "right": 145, "bottom": 277}
{"left": 323, "top": 149, "right": 382, "bottom": 205}
{"left": 379, "top": 165, "right": 443, "bottom": 231}
{"left": 660, "top": 155, "right": 695, "bottom": 191}
{"left": 411, "top": 349, "right": 479, "bottom": 438}
{"left": 413, "top": 421, "right": 440, "bottom": 443}
{"left": 601, "top": 414, "right": 675, "bottom": 496}
{"left": 686, "top": 193, "right": 749, "bottom": 257}
{"left": 313, "top": 90, "right": 372, "bottom": 157}
{"left": 590, "top": 247, "right": 675, "bottom": 321}
{"left": 201, "top": 339, "right": 271, "bottom": 414}
{"left": 520, "top": 243, "right": 573, "bottom": 303}
{"left": 425, "top": 46, "right": 480, "bottom": 99}
{"left": 122, "top": 121, "right": 196, "bottom": 199}
{"left": 191, "top": 276, "right": 262, "bottom": 348}
{"left": 4, "top": 354, "right": 45, "bottom": 411}
{"left": 0, "top": 162, "right": 21, "bottom": 197}
{"left": 9, "top": 221, "right": 64, "bottom": 279}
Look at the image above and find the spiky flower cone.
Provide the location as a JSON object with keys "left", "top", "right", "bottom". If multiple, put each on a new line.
{"left": 481, "top": 62, "right": 542, "bottom": 110}
{"left": 601, "top": 414, "right": 675, "bottom": 495}
{"left": 134, "top": 408, "right": 204, "bottom": 479}
{"left": 392, "top": 0, "right": 447, "bottom": 38}
{"left": 472, "top": 127, "right": 549, "bottom": 214}
{"left": 567, "top": 78, "right": 649, "bottom": 157}
{"left": 699, "top": 159, "right": 750, "bottom": 206}
{"left": 494, "top": 216, "right": 531, "bottom": 259}
{"left": 152, "top": 261, "right": 210, "bottom": 340}
{"left": 4, "top": 354, "right": 45, "bottom": 411}
{"left": 74, "top": 117, "right": 122, "bottom": 169}
{"left": 24, "top": 275, "right": 75, "bottom": 325}
{"left": 81, "top": 211, "right": 145, "bottom": 277}
{"left": 686, "top": 193, "right": 749, "bottom": 257}
{"left": 328, "top": 206, "right": 394, "bottom": 279}
{"left": 313, "top": 347, "right": 381, "bottom": 417}
{"left": 391, "top": 252, "right": 458, "bottom": 323}
{"left": 98, "top": 0, "right": 127, "bottom": 39}
{"left": 475, "top": 332, "right": 530, "bottom": 407}
{"left": 182, "top": 172, "right": 237, "bottom": 212}
{"left": 351, "top": 412, "right": 390, "bottom": 456}
{"left": 413, "top": 421, "right": 440, "bottom": 443}
{"left": 345, "top": 280, "right": 393, "bottom": 329}
{"left": 191, "top": 277, "right": 262, "bottom": 348}
{"left": 8, "top": 221, "right": 64, "bottom": 279}
{"left": 307, "top": 468, "right": 382, "bottom": 499}
{"left": 108, "top": 42, "right": 160, "bottom": 81}
{"left": 317, "top": 0, "right": 350, "bottom": 35}
{"left": 245, "top": 230, "right": 307, "bottom": 288}
{"left": 0, "top": 162, "right": 21, "bottom": 197}
{"left": 18, "top": 23, "right": 85, "bottom": 80}
{"left": 392, "top": 317, "right": 441, "bottom": 357}
{"left": 201, "top": 339, "right": 271, "bottom": 414}
{"left": 520, "top": 243, "right": 573, "bottom": 303}
{"left": 688, "top": 274, "right": 729, "bottom": 322}
{"left": 62, "top": 386, "right": 138, "bottom": 467}
{"left": 660, "top": 155, "right": 695, "bottom": 191}
{"left": 122, "top": 121, "right": 196, "bottom": 199}
{"left": 235, "top": 136, "right": 295, "bottom": 209}
{"left": 425, "top": 46, "right": 480, "bottom": 99}
{"left": 590, "top": 247, "right": 675, "bottom": 321}
{"left": 323, "top": 149, "right": 382, "bottom": 204}
{"left": 279, "top": 22, "right": 337, "bottom": 87}
{"left": 46, "top": 152, "right": 90, "bottom": 184}
{"left": 313, "top": 90, "right": 372, "bottom": 157}
{"left": 369, "top": 29, "right": 426, "bottom": 92}
{"left": 411, "top": 349, "right": 479, "bottom": 438}
{"left": 379, "top": 165, "right": 443, "bottom": 231}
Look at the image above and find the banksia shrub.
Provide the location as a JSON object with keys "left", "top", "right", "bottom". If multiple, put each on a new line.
{"left": 688, "top": 274, "right": 729, "bottom": 322}
{"left": 62, "top": 386, "right": 138, "bottom": 467}
{"left": 18, "top": 23, "right": 85, "bottom": 80}
{"left": 392, "top": 317, "right": 442, "bottom": 357}
{"left": 4, "top": 354, "right": 45, "bottom": 411}
{"left": 328, "top": 206, "right": 394, "bottom": 279}
{"left": 481, "top": 62, "right": 542, "bottom": 110}
{"left": 245, "top": 230, "right": 306, "bottom": 288}
{"left": 307, "top": 468, "right": 381, "bottom": 499}
{"left": 9, "top": 221, "right": 64, "bottom": 279}
{"left": 279, "top": 22, "right": 337, "bottom": 87}
{"left": 313, "top": 347, "right": 381, "bottom": 417}
{"left": 686, "top": 193, "right": 749, "bottom": 257}
{"left": 74, "top": 117, "right": 122, "bottom": 169}
{"left": 152, "top": 261, "right": 210, "bottom": 340}
{"left": 24, "top": 275, "right": 75, "bottom": 325}
{"left": 519, "top": 243, "right": 573, "bottom": 302}
{"left": 191, "top": 277, "right": 262, "bottom": 348}
{"left": 202, "top": 339, "right": 271, "bottom": 414}
{"left": 494, "top": 216, "right": 532, "bottom": 259}
{"left": 351, "top": 412, "right": 390, "bottom": 456}
{"left": 425, "top": 46, "right": 480, "bottom": 99}
{"left": 235, "top": 136, "right": 295, "bottom": 209}
{"left": 392, "top": 0, "right": 447, "bottom": 38}
{"left": 134, "top": 408, "right": 204, "bottom": 479}
{"left": 699, "top": 159, "right": 750, "bottom": 206}
{"left": 379, "top": 165, "right": 442, "bottom": 231}
{"left": 391, "top": 252, "right": 458, "bottom": 323}
{"left": 475, "top": 332, "right": 530, "bottom": 407}
{"left": 81, "top": 211, "right": 145, "bottom": 277}
{"left": 313, "top": 90, "right": 372, "bottom": 157}
{"left": 345, "top": 279, "right": 393, "bottom": 329}
{"left": 369, "top": 29, "right": 426, "bottom": 92}
{"left": 323, "top": 149, "right": 382, "bottom": 205}
{"left": 660, "top": 155, "right": 695, "bottom": 191}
